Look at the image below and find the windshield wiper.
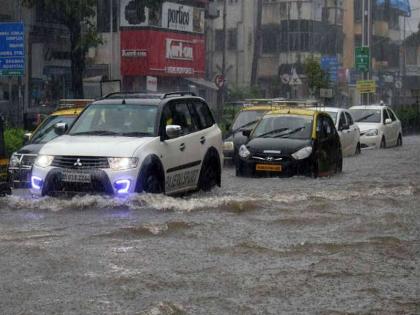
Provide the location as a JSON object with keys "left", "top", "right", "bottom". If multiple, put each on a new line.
{"left": 355, "top": 113, "right": 375, "bottom": 122}
{"left": 121, "top": 131, "right": 153, "bottom": 137}
{"left": 275, "top": 126, "right": 306, "bottom": 138}
{"left": 255, "top": 128, "right": 289, "bottom": 138}
{"left": 70, "top": 130, "right": 121, "bottom": 136}
{"left": 231, "top": 119, "right": 260, "bottom": 134}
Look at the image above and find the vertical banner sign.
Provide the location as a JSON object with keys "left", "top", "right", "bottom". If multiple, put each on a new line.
{"left": 355, "top": 47, "right": 370, "bottom": 73}
{"left": 0, "top": 22, "right": 25, "bottom": 76}
{"left": 321, "top": 56, "right": 339, "bottom": 83}
{"left": 146, "top": 76, "right": 158, "bottom": 92}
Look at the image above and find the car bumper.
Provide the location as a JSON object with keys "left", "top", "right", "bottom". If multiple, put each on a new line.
{"left": 237, "top": 156, "right": 312, "bottom": 177}
{"left": 8, "top": 167, "right": 32, "bottom": 188}
{"left": 30, "top": 166, "right": 139, "bottom": 196}
{"left": 360, "top": 135, "right": 381, "bottom": 149}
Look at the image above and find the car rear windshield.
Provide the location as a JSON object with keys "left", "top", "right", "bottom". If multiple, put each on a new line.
{"left": 232, "top": 110, "right": 266, "bottom": 131}
{"left": 253, "top": 115, "right": 313, "bottom": 140}
{"left": 350, "top": 109, "right": 381, "bottom": 123}
{"left": 30, "top": 115, "right": 76, "bottom": 144}
{"left": 69, "top": 104, "right": 158, "bottom": 137}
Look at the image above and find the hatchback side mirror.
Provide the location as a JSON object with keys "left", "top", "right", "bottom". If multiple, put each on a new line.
{"left": 385, "top": 118, "right": 392, "bottom": 125}
{"left": 54, "top": 122, "right": 68, "bottom": 135}
{"left": 242, "top": 129, "right": 251, "bottom": 138}
{"left": 166, "top": 125, "right": 182, "bottom": 139}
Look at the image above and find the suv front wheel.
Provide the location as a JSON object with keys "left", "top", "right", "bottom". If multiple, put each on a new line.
{"left": 198, "top": 150, "right": 221, "bottom": 191}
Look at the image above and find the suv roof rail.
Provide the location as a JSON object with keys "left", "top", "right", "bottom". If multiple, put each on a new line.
{"left": 102, "top": 92, "right": 163, "bottom": 99}
{"left": 162, "top": 91, "right": 196, "bottom": 99}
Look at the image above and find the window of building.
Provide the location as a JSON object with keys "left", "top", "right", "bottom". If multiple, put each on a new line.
{"left": 215, "top": 29, "right": 224, "bottom": 51}
{"left": 97, "top": 0, "right": 118, "bottom": 33}
{"left": 227, "top": 29, "right": 237, "bottom": 50}
{"left": 262, "top": 26, "right": 277, "bottom": 53}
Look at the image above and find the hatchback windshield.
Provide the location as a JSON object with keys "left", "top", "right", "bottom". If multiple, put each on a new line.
{"left": 30, "top": 115, "right": 76, "bottom": 144}
{"left": 350, "top": 109, "right": 381, "bottom": 123}
{"left": 232, "top": 110, "right": 266, "bottom": 131}
{"left": 253, "top": 115, "right": 313, "bottom": 140}
{"left": 69, "top": 104, "right": 158, "bottom": 137}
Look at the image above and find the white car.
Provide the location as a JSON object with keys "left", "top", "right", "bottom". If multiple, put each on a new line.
{"left": 310, "top": 107, "right": 361, "bottom": 157}
{"left": 349, "top": 105, "right": 403, "bottom": 149}
{"left": 31, "top": 92, "right": 223, "bottom": 196}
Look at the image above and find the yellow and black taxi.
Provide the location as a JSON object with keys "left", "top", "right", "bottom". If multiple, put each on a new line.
{"left": 236, "top": 108, "right": 343, "bottom": 177}
{"left": 223, "top": 105, "right": 277, "bottom": 162}
{"left": 0, "top": 116, "right": 11, "bottom": 195}
{"left": 8, "top": 107, "right": 85, "bottom": 188}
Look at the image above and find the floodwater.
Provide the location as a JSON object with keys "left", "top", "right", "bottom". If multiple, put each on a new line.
{"left": 0, "top": 136, "right": 419, "bottom": 314}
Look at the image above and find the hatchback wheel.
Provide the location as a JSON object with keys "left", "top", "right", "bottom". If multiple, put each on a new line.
{"left": 380, "top": 136, "right": 386, "bottom": 149}
{"left": 397, "top": 134, "right": 403, "bottom": 146}
{"left": 355, "top": 143, "right": 361, "bottom": 155}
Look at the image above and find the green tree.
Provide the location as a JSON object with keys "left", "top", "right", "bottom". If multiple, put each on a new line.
{"left": 22, "top": 0, "right": 163, "bottom": 98}
{"left": 304, "top": 57, "right": 328, "bottom": 97}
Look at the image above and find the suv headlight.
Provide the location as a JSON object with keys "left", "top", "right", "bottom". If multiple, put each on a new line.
{"left": 108, "top": 157, "right": 138, "bottom": 171}
{"left": 223, "top": 141, "right": 234, "bottom": 152}
{"left": 364, "top": 129, "right": 379, "bottom": 136}
{"left": 292, "top": 146, "right": 313, "bottom": 160}
{"left": 238, "top": 145, "right": 251, "bottom": 159}
{"left": 9, "top": 153, "right": 21, "bottom": 167}
{"left": 34, "top": 155, "right": 54, "bottom": 168}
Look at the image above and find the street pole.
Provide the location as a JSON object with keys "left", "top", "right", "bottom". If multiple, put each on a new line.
{"left": 216, "top": 0, "right": 227, "bottom": 123}
{"left": 110, "top": 0, "right": 113, "bottom": 80}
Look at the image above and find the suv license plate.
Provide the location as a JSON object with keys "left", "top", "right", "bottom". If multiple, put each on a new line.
{"left": 256, "top": 164, "right": 282, "bottom": 172}
{"left": 62, "top": 171, "right": 91, "bottom": 183}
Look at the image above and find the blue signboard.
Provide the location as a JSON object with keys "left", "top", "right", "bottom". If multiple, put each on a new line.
{"left": 0, "top": 22, "right": 25, "bottom": 76}
{"left": 376, "top": 0, "right": 411, "bottom": 17}
{"left": 321, "top": 56, "right": 339, "bottom": 84}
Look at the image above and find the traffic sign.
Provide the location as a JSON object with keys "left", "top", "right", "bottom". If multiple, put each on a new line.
{"left": 214, "top": 74, "right": 225, "bottom": 89}
{"left": 0, "top": 22, "right": 25, "bottom": 76}
{"left": 321, "top": 56, "right": 339, "bottom": 83}
{"left": 356, "top": 80, "right": 376, "bottom": 93}
{"left": 320, "top": 88, "right": 334, "bottom": 98}
{"left": 355, "top": 47, "right": 370, "bottom": 73}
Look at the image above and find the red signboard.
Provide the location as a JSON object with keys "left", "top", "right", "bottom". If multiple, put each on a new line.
{"left": 121, "top": 29, "right": 205, "bottom": 77}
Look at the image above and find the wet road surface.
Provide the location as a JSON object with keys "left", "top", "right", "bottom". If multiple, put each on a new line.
{"left": 0, "top": 136, "right": 419, "bottom": 314}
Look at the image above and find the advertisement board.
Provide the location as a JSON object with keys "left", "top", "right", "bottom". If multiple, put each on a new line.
{"left": 121, "top": 29, "right": 205, "bottom": 77}
{"left": 0, "top": 22, "right": 25, "bottom": 76}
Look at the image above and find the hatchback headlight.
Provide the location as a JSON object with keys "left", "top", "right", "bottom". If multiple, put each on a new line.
{"left": 238, "top": 145, "right": 251, "bottom": 159}
{"left": 292, "top": 146, "right": 313, "bottom": 160}
{"left": 108, "top": 157, "right": 138, "bottom": 171}
{"left": 9, "top": 153, "right": 21, "bottom": 167}
{"left": 34, "top": 155, "right": 54, "bottom": 168}
{"left": 364, "top": 129, "right": 379, "bottom": 136}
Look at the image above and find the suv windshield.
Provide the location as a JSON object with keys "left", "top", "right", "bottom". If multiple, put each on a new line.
{"left": 350, "top": 109, "right": 381, "bottom": 123}
{"left": 30, "top": 115, "right": 76, "bottom": 144}
{"left": 232, "top": 110, "right": 266, "bottom": 131}
{"left": 253, "top": 115, "right": 313, "bottom": 140}
{"left": 69, "top": 104, "right": 158, "bottom": 137}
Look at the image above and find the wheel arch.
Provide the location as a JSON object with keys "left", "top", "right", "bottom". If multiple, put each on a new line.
{"left": 135, "top": 154, "right": 165, "bottom": 193}
{"left": 202, "top": 146, "right": 222, "bottom": 187}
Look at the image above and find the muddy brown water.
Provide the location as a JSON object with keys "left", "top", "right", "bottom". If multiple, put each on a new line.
{"left": 0, "top": 136, "right": 419, "bottom": 314}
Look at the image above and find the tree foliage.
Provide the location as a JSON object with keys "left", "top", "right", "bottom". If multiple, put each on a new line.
{"left": 304, "top": 57, "right": 329, "bottom": 96}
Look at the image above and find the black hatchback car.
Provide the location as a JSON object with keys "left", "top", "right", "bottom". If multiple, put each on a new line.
{"left": 236, "top": 108, "right": 342, "bottom": 177}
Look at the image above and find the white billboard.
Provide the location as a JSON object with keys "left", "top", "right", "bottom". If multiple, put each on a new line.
{"left": 162, "top": 2, "right": 194, "bottom": 32}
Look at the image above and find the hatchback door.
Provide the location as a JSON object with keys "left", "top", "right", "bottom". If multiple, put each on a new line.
{"left": 345, "top": 111, "right": 360, "bottom": 155}
{"left": 316, "top": 115, "right": 338, "bottom": 174}
{"left": 337, "top": 111, "right": 351, "bottom": 156}
{"left": 386, "top": 108, "right": 399, "bottom": 146}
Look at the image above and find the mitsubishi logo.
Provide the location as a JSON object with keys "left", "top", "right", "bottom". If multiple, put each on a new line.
{"left": 74, "top": 158, "right": 83, "bottom": 167}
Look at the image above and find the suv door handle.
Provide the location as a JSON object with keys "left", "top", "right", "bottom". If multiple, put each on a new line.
{"left": 200, "top": 136, "right": 206, "bottom": 144}
{"left": 179, "top": 143, "right": 186, "bottom": 151}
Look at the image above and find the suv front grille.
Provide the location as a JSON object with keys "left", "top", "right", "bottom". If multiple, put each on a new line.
{"left": 51, "top": 156, "right": 109, "bottom": 169}
{"left": 21, "top": 154, "right": 37, "bottom": 167}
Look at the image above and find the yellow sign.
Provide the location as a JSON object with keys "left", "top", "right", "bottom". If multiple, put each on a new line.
{"left": 357, "top": 80, "right": 376, "bottom": 93}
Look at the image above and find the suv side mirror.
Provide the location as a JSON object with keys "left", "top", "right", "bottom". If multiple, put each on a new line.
{"left": 385, "top": 118, "right": 392, "bottom": 125}
{"left": 54, "top": 122, "right": 68, "bottom": 135}
{"left": 242, "top": 129, "right": 251, "bottom": 138}
{"left": 166, "top": 125, "right": 182, "bottom": 139}
{"left": 23, "top": 132, "right": 32, "bottom": 142}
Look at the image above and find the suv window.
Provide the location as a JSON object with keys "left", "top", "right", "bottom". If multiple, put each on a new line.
{"left": 162, "top": 101, "right": 198, "bottom": 136}
{"left": 345, "top": 112, "right": 354, "bottom": 126}
{"left": 387, "top": 108, "right": 397, "bottom": 121}
{"left": 338, "top": 112, "right": 346, "bottom": 129}
{"left": 383, "top": 108, "right": 390, "bottom": 123}
{"left": 192, "top": 101, "right": 215, "bottom": 130}
{"left": 317, "top": 115, "right": 333, "bottom": 139}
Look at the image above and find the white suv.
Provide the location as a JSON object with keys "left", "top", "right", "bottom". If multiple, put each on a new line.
{"left": 349, "top": 105, "right": 403, "bottom": 149}
{"left": 31, "top": 92, "right": 223, "bottom": 196}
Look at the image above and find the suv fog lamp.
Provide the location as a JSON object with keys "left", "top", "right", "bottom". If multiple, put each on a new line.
{"left": 292, "top": 146, "right": 313, "bottom": 160}
{"left": 108, "top": 158, "right": 138, "bottom": 171}
{"left": 31, "top": 176, "right": 43, "bottom": 190}
{"left": 114, "top": 179, "right": 131, "bottom": 194}
{"left": 364, "top": 129, "right": 379, "bottom": 137}
{"left": 35, "top": 155, "right": 54, "bottom": 168}
{"left": 239, "top": 145, "right": 251, "bottom": 159}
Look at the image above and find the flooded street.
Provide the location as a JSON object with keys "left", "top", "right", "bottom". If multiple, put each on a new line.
{"left": 1, "top": 136, "right": 419, "bottom": 315}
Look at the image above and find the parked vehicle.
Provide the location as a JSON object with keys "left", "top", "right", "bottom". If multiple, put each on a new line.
{"left": 236, "top": 108, "right": 342, "bottom": 178}
{"left": 349, "top": 105, "right": 403, "bottom": 149}
{"left": 8, "top": 107, "right": 85, "bottom": 188}
{"left": 31, "top": 92, "right": 223, "bottom": 196}
{"left": 310, "top": 107, "right": 361, "bottom": 156}
{"left": 0, "top": 116, "right": 11, "bottom": 195}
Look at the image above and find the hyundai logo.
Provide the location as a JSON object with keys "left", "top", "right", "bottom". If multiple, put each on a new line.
{"left": 74, "top": 158, "right": 83, "bottom": 167}
{"left": 266, "top": 157, "right": 273, "bottom": 161}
